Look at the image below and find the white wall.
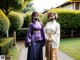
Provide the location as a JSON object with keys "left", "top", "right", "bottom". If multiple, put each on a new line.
{"left": 62, "top": 4, "right": 74, "bottom": 10}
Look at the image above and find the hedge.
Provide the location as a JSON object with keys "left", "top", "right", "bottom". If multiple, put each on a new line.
{"left": 8, "top": 11, "right": 24, "bottom": 31}
{"left": 22, "top": 13, "right": 31, "bottom": 28}
{"left": 22, "top": 12, "right": 44, "bottom": 28}
{"left": 43, "top": 8, "right": 80, "bottom": 37}
{"left": 6, "top": 47, "right": 20, "bottom": 60}
{"left": 16, "top": 28, "right": 28, "bottom": 40}
{"left": 0, "top": 37, "right": 13, "bottom": 55}
{"left": 0, "top": 9, "right": 10, "bottom": 37}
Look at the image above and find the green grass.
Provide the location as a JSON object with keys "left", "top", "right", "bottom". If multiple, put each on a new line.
{"left": 6, "top": 47, "right": 20, "bottom": 60}
{"left": 60, "top": 37, "right": 80, "bottom": 60}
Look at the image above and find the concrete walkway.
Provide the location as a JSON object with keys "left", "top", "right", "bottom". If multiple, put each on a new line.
{"left": 17, "top": 40, "right": 75, "bottom": 60}
{"left": 59, "top": 51, "right": 75, "bottom": 60}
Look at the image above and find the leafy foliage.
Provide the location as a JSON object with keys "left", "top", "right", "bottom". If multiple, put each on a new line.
{"left": 45, "top": 8, "right": 80, "bottom": 29}
{"left": 8, "top": 11, "right": 24, "bottom": 31}
{"left": 0, "top": 0, "right": 32, "bottom": 15}
{"left": 43, "top": 8, "right": 80, "bottom": 37}
{"left": 22, "top": 2, "right": 35, "bottom": 13}
{"left": 0, "top": 9, "right": 10, "bottom": 36}
{"left": 22, "top": 13, "right": 31, "bottom": 28}
{"left": 0, "top": 37, "right": 13, "bottom": 54}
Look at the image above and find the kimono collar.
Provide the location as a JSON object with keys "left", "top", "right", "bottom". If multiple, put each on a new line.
{"left": 50, "top": 19, "right": 56, "bottom": 23}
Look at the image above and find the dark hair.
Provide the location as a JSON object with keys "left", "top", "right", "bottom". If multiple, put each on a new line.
{"left": 31, "top": 11, "right": 39, "bottom": 22}
{"left": 47, "top": 12, "right": 58, "bottom": 19}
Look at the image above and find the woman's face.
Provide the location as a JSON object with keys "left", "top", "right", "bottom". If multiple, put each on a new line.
{"left": 33, "top": 17, "right": 39, "bottom": 22}
{"left": 49, "top": 14, "right": 55, "bottom": 21}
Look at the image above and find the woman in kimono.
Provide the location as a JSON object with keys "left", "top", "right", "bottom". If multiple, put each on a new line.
{"left": 25, "top": 11, "right": 45, "bottom": 60}
{"left": 44, "top": 12, "right": 60, "bottom": 60}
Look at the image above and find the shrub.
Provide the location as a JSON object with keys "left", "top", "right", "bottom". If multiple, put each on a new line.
{"left": 22, "top": 12, "right": 44, "bottom": 28}
{"left": 0, "top": 9, "right": 10, "bottom": 36}
{"left": 16, "top": 28, "right": 28, "bottom": 40}
{"left": 43, "top": 8, "right": 80, "bottom": 37}
{"left": 8, "top": 11, "right": 24, "bottom": 31}
{"left": 47, "top": 8, "right": 80, "bottom": 29}
{"left": 0, "top": 37, "right": 13, "bottom": 55}
{"left": 39, "top": 13, "right": 45, "bottom": 25}
{"left": 22, "top": 13, "right": 31, "bottom": 28}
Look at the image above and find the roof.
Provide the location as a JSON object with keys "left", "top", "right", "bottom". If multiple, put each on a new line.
{"left": 42, "top": 2, "right": 72, "bottom": 14}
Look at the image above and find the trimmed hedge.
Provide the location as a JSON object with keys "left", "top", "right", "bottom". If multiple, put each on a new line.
{"left": 43, "top": 8, "right": 80, "bottom": 37}
{"left": 0, "top": 9, "right": 10, "bottom": 36}
{"left": 0, "top": 37, "right": 13, "bottom": 55}
{"left": 22, "top": 13, "right": 31, "bottom": 28}
{"left": 44, "top": 8, "right": 80, "bottom": 29}
{"left": 16, "top": 28, "right": 28, "bottom": 40}
{"left": 22, "top": 12, "right": 44, "bottom": 28}
{"left": 6, "top": 47, "right": 20, "bottom": 60}
{"left": 8, "top": 11, "right": 24, "bottom": 31}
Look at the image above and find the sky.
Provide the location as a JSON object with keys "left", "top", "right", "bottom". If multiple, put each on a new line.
{"left": 32, "top": 0, "right": 66, "bottom": 12}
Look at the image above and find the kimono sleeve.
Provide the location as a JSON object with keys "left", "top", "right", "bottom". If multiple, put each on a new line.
{"left": 25, "top": 23, "right": 33, "bottom": 46}
{"left": 40, "top": 22, "right": 45, "bottom": 46}
{"left": 44, "top": 23, "right": 49, "bottom": 39}
{"left": 52, "top": 23, "right": 60, "bottom": 47}
{"left": 41, "top": 27, "right": 45, "bottom": 46}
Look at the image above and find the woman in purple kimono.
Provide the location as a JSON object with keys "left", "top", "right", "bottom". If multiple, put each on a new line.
{"left": 25, "top": 11, "right": 45, "bottom": 60}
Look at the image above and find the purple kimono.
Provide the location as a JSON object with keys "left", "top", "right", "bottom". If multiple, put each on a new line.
{"left": 25, "top": 21, "right": 45, "bottom": 60}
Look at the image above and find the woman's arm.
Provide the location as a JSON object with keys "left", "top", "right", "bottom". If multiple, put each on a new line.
{"left": 44, "top": 23, "right": 48, "bottom": 40}
{"left": 52, "top": 23, "right": 60, "bottom": 44}
{"left": 25, "top": 23, "right": 32, "bottom": 47}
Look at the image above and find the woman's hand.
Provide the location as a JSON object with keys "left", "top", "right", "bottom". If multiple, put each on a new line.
{"left": 28, "top": 43, "right": 31, "bottom": 46}
{"left": 46, "top": 37, "right": 52, "bottom": 42}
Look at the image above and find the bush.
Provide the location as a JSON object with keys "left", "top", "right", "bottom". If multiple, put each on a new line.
{"left": 43, "top": 8, "right": 80, "bottom": 37}
{"left": 6, "top": 47, "right": 20, "bottom": 60}
{"left": 22, "top": 13, "right": 31, "bottom": 28}
{"left": 0, "top": 9, "right": 10, "bottom": 37}
{"left": 22, "top": 12, "right": 44, "bottom": 28}
{"left": 0, "top": 37, "right": 13, "bottom": 55}
{"left": 44, "top": 8, "right": 80, "bottom": 29}
{"left": 41, "top": 14, "right": 48, "bottom": 26}
{"left": 8, "top": 11, "right": 24, "bottom": 31}
{"left": 39, "top": 13, "right": 45, "bottom": 25}
{"left": 16, "top": 28, "right": 28, "bottom": 40}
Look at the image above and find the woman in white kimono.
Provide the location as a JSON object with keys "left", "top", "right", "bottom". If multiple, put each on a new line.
{"left": 44, "top": 12, "right": 60, "bottom": 60}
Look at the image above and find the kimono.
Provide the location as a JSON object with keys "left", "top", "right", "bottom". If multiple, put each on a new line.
{"left": 25, "top": 21, "right": 45, "bottom": 60}
{"left": 44, "top": 20, "right": 60, "bottom": 60}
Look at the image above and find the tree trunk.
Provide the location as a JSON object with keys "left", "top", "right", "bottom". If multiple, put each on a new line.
{"left": 6, "top": 31, "right": 9, "bottom": 37}
{"left": 13, "top": 31, "right": 16, "bottom": 46}
{"left": 71, "top": 29, "right": 73, "bottom": 38}
{"left": 9, "top": 31, "right": 16, "bottom": 46}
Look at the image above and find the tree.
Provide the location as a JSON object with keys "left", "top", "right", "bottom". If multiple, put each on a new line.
{"left": 21, "top": 2, "right": 35, "bottom": 13}
{"left": 0, "top": 0, "right": 32, "bottom": 15}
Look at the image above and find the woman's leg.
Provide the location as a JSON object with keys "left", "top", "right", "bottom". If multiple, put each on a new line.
{"left": 55, "top": 48, "right": 58, "bottom": 60}
{"left": 51, "top": 48, "right": 59, "bottom": 60}
{"left": 46, "top": 41, "right": 51, "bottom": 60}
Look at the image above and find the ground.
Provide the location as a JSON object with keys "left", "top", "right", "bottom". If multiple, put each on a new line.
{"left": 16, "top": 40, "right": 75, "bottom": 60}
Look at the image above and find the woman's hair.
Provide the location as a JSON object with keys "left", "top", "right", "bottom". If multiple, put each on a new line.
{"left": 47, "top": 12, "right": 58, "bottom": 19}
{"left": 31, "top": 11, "right": 39, "bottom": 22}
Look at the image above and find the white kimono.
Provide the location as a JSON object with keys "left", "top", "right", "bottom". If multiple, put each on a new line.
{"left": 44, "top": 20, "right": 60, "bottom": 48}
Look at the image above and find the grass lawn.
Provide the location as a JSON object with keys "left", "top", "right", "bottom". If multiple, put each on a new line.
{"left": 60, "top": 37, "right": 80, "bottom": 60}
{"left": 6, "top": 47, "right": 20, "bottom": 60}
